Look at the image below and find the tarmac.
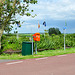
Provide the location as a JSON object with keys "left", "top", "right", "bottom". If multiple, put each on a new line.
{"left": 0, "top": 60, "right": 15, "bottom": 63}
{"left": 0, "top": 53, "right": 75, "bottom": 75}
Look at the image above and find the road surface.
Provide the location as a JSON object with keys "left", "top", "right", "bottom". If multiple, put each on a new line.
{"left": 0, "top": 53, "right": 75, "bottom": 75}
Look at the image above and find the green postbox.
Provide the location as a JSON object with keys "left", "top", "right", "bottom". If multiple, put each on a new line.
{"left": 22, "top": 42, "right": 32, "bottom": 56}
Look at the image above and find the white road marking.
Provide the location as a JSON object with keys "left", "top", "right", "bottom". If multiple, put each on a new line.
{"left": 57, "top": 55, "right": 67, "bottom": 57}
{"left": 35, "top": 57, "right": 48, "bottom": 60}
{"left": 6, "top": 61, "right": 23, "bottom": 65}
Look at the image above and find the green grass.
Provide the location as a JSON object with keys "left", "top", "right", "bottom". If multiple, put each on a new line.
{"left": 0, "top": 47, "right": 75, "bottom": 60}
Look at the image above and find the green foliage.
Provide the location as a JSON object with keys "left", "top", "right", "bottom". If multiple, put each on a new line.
{"left": 1, "top": 33, "right": 75, "bottom": 52}
{"left": 1, "top": 36, "right": 22, "bottom": 50}
{"left": 37, "top": 34, "right": 75, "bottom": 50}
{"left": 0, "top": 0, "right": 37, "bottom": 33}
{"left": 1, "top": 34, "right": 31, "bottom": 51}
{"left": 4, "top": 25, "right": 13, "bottom": 34}
{"left": 48, "top": 28, "right": 61, "bottom": 35}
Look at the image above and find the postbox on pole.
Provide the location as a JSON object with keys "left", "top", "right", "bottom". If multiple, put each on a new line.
{"left": 33, "top": 33, "right": 40, "bottom": 54}
{"left": 33, "top": 33, "right": 40, "bottom": 41}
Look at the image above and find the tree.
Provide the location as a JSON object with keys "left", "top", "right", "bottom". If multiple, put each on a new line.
{"left": 0, "top": 0, "right": 37, "bottom": 49}
{"left": 48, "top": 28, "right": 61, "bottom": 35}
{"left": 4, "top": 25, "right": 13, "bottom": 35}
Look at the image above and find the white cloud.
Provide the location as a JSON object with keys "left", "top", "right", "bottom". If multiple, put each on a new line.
{"left": 28, "top": 0, "right": 75, "bottom": 20}
{"left": 15, "top": 0, "right": 75, "bottom": 21}
{"left": 17, "top": 23, "right": 39, "bottom": 33}
{"left": 25, "top": 24, "right": 37, "bottom": 28}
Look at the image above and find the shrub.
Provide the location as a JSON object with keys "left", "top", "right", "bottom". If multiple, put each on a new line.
{"left": 1, "top": 33, "right": 75, "bottom": 52}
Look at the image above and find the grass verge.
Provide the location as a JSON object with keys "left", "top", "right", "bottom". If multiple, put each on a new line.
{"left": 0, "top": 47, "right": 75, "bottom": 60}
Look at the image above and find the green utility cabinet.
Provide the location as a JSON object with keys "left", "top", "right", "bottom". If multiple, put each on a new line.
{"left": 22, "top": 42, "right": 32, "bottom": 56}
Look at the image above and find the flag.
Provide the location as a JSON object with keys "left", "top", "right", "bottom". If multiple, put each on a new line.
{"left": 63, "top": 27, "right": 66, "bottom": 30}
{"left": 38, "top": 22, "right": 40, "bottom": 28}
{"left": 16, "top": 21, "right": 21, "bottom": 27}
{"left": 43, "top": 21, "right": 46, "bottom": 27}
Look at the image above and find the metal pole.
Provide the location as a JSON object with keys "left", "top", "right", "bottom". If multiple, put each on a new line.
{"left": 64, "top": 29, "right": 65, "bottom": 50}
{"left": 44, "top": 27, "right": 45, "bottom": 38}
{"left": 17, "top": 32, "right": 18, "bottom": 39}
{"left": 35, "top": 41, "right": 37, "bottom": 54}
{"left": 32, "top": 37, "right": 33, "bottom": 55}
{"left": 16, "top": 26, "right": 19, "bottom": 40}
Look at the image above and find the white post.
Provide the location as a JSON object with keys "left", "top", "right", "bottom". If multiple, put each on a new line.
{"left": 44, "top": 26, "right": 46, "bottom": 38}
{"left": 17, "top": 31, "right": 19, "bottom": 39}
{"left": 64, "top": 29, "right": 66, "bottom": 50}
{"left": 16, "top": 26, "right": 19, "bottom": 40}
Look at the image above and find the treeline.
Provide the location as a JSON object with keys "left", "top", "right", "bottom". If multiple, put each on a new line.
{"left": 48, "top": 28, "right": 61, "bottom": 35}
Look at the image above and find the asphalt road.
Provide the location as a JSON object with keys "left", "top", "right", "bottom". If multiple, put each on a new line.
{"left": 0, "top": 53, "right": 75, "bottom": 75}
{"left": 0, "top": 60, "right": 15, "bottom": 63}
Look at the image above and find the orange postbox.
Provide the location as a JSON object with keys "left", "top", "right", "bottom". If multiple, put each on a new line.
{"left": 33, "top": 33, "right": 40, "bottom": 41}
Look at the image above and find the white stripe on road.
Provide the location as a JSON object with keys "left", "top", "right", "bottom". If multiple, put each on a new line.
{"left": 57, "top": 55, "right": 67, "bottom": 57}
{"left": 35, "top": 57, "right": 48, "bottom": 60}
{"left": 6, "top": 61, "right": 23, "bottom": 65}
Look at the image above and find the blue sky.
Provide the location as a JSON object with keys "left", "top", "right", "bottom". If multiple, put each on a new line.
{"left": 11, "top": 0, "right": 75, "bottom": 33}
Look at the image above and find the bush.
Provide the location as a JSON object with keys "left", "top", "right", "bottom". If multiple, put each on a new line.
{"left": 1, "top": 33, "right": 75, "bottom": 52}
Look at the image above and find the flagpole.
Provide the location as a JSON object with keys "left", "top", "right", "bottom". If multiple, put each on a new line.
{"left": 31, "top": 28, "right": 32, "bottom": 34}
{"left": 63, "top": 20, "right": 67, "bottom": 50}
{"left": 15, "top": 20, "right": 18, "bottom": 40}
{"left": 43, "top": 19, "right": 46, "bottom": 38}
{"left": 17, "top": 32, "right": 19, "bottom": 39}
{"left": 38, "top": 20, "right": 40, "bottom": 32}
{"left": 64, "top": 29, "right": 65, "bottom": 50}
{"left": 38, "top": 21, "right": 39, "bottom": 32}
{"left": 44, "top": 26, "right": 45, "bottom": 38}
{"left": 44, "top": 19, "right": 45, "bottom": 38}
{"left": 16, "top": 21, "right": 21, "bottom": 39}
{"left": 17, "top": 25, "right": 19, "bottom": 39}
